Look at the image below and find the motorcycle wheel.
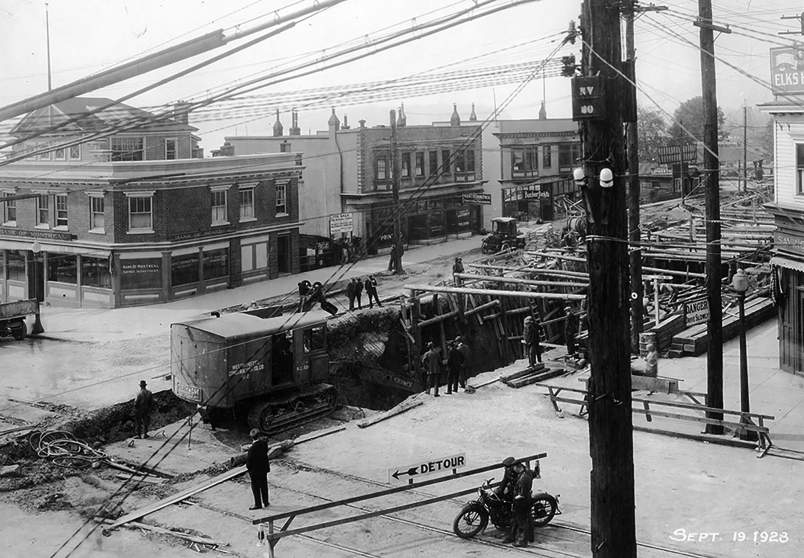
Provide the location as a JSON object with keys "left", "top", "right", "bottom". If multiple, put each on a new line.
{"left": 531, "top": 494, "right": 558, "bottom": 527}
{"left": 452, "top": 503, "right": 488, "bottom": 539}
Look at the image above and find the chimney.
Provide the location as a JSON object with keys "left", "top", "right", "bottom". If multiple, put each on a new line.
{"left": 469, "top": 103, "right": 477, "bottom": 122}
{"left": 539, "top": 100, "right": 547, "bottom": 120}
{"left": 289, "top": 110, "right": 301, "bottom": 135}
{"left": 273, "top": 109, "right": 283, "bottom": 137}
{"left": 397, "top": 103, "right": 407, "bottom": 127}
{"left": 450, "top": 103, "right": 461, "bottom": 126}
{"left": 328, "top": 107, "right": 340, "bottom": 135}
{"left": 359, "top": 119, "right": 366, "bottom": 129}
{"left": 342, "top": 114, "right": 350, "bottom": 130}
{"left": 173, "top": 101, "right": 190, "bottom": 126}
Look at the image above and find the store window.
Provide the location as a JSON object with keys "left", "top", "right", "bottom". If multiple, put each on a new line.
{"left": 36, "top": 195, "right": 50, "bottom": 227}
{"left": 48, "top": 254, "right": 77, "bottom": 284}
{"left": 172, "top": 253, "right": 200, "bottom": 286}
{"left": 275, "top": 182, "right": 287, "bottom": 215}
{"left": 111, "top": 137, "right": 144, "bottom": 161}
{"left": 2, "top": 193, "right": 16, "bottom": 225}
{"left": 211, "top": 188, "right": 228, "bottom": 224}
{"left": 89, "top": 195, "right": 105, "bottom": 232}
{"left": 797, "top": 144, "right": 804, "bottom": 195}
{"left": 6, "top": 250, "right": 26, "bottom": 282}
{"left": 81, "top": 256, "right": 112, "bottom": 289}
{"left": 204, "top": 249, "right": 228, "bottom": 280}
{"left": 55, "top": 194, "right": 68, "bottom": 229}
{"left": 415, "top": 152, "right": 424, "bottom": 176}
{"left": 127, "top": 193, "right": 153, "bottom": 232}
{"left": 239, "top": 186, "right": 255, "bottom": 220}
{"left": 121, "top": 259, "right": 161, "bottom": 289}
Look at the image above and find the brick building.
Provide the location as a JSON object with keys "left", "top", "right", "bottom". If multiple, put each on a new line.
{"left": 1, "top": 98, "right": 303, "bottom": 308}
{"left": 218, "top": 105, "right": 486, "bottom": 254}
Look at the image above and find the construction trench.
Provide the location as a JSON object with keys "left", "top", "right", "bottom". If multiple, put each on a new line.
{"left": 0, "top": 191, "right": 779, "bottom": 553}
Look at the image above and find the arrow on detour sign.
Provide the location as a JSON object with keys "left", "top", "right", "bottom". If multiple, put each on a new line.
{"left": 389, "top": 453, "right": 466, "bottom": 483}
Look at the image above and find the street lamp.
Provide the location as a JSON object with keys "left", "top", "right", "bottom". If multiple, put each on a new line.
{"left": 30, "top": 240, "right": 44, "bottom": 335}
{"left": 731, "top": 268, "right": 756, "bottom": 441}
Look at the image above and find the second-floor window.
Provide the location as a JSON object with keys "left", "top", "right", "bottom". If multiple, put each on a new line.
{"left": 456, "top": 148, "right": 475, "bottom": 173}
{"left": 55, "top": 194, "right": 68, "bottom": 228}
{"left": 37, "top": 195, "right": 50, "bottom": 227}
{"left": 165, "top": 138, "right": 177, "bottom": 160}
{"left": 68, "top": 145, "right": 80, "bottom": 160}
{"left": 211, "top": 189, "right": 228, "bottom": 224}
{"left": 376, "top": 156, "right": 388, "bottom": 181}
{"left": 240, "top": 186, "right": 255, "bottom": 220}
{"left": 2, "top": 193, "right": 16, "bottom": 225}
{"left": 558, "top": 143, "right": 582, "bottom": 171}
{"left": 542, "top": 145, "right": 552, "bottom": 169}
{"left": 111, "top": 137, "right": 144, "bottom": 161}
{"left": 415, "top": 152, "right": 424, "bottom": 176}
{"left": 428, "top": 151, "right": 438, "bottom": 175}
{"left": 441, "top": 149, "right": 451, "bottom": 175}
{"left": 276, "top": 182, "right": 287, "bottom": 215}
{"left": 513, "top": 146, "right": 538, "bottom": 173}
{"left": 90, "top": 195, "right": 105, "bottom": 232}
{"left": 798, "top": 144, "right": 804, "bottom": 195}
{"left": 401, "top": 152, "right": 411, "bottom": 178}
{"left": 127, "top": 194, "right": 153, "bottom": 232}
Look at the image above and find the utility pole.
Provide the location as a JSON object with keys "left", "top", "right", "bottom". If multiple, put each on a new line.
{"left": 45, "top": 3, "right": 52, "bottom": 91}
{"left": 579, "top": 1, "right": 636, "bottom": 556}
{"left": 623, "top": 1, "right": 667, "bottom": 351}
{"left": 696, "top": 0, "right": 726, "bottom": 434}
{"left": 389, "top": 110, "right": 405, "bottom": 275}
{"left": 743, "top": 102, "right": 748, "bottom": 193}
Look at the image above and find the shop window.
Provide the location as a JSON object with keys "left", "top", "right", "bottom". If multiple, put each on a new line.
{"left": 797, "top": 144, "right": 804, "bottom": 195}
{"left": 441, "top": 149, "right": 451, "bottom": 175}
{"left": 121, "top": 259, "right": 161, "bottom": 289}
{"left": 6, "top": 250, "right": 26, "bottom": 282}
{"left": 303, "top": 325, "right": 326, "bottom": 353}
{"left": 211, "top": 188, "right": 228, "bottom": 224}
{"left": 401, "top": 152, "right": 411, "bottom": 178}
{"left": 127, "top": 193, "right": 153, "bottom": 232}
{"left": 415, "top": 152, "right": 424, "bottom": 176}
{"left": 376, "top": 156, "right": 388, "bottom": 181}
{"left": 203, "top": 248, "right": 228, "bottom": 280}
{"left": 48, "top": 254, "right": 77, "bottom": 284}
{"left": 239, "top": 187, "right": 255, "bottom": 220}
{"left": 275, "top": 182, "right": 287, "bottom": 215}
{"left": 36, "top": 195, "right": 50, "bottom": 228}
{"left": 428, "top": 151, "right": 438, "bottom": 175}
{"left": 2, "top": 193, "right": 16, "bottom": 225}
{"left": 81, "top": 256, "right": 112, "bottom": 289}
{"left": 542, "top": 145, "right": 552, "bottom": 169}
{"left": 55, "top": 194, "right": 68, "bottom": 229}
{"left": 172, "top": 253, "right": 200, "bottom": 286}
{"left": 165, "top": 138, "right": 177, "bottom": 160}
{"left": 89, "top": 195, "right": 105, "bottom": 232}
{"left": 111, "top": 136, "right": 144, "bottom": 161}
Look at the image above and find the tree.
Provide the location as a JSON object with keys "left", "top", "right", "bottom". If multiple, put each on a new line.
{"left": 667, "top": 96, "right": 728, "bottom": 144}
{"left": 636, "top": 106, "right": 668, "bottom": 163}
{"left": 760, "top": 119, "right": 774, "bottom": 159}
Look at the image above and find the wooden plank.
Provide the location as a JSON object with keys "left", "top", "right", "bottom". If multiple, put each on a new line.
{"left": 356, "top": 399, "right": 423, "bottom": 429}
{"left": 126, "top": 521, "right": 227, "bottom": 546}
{"left": 631, "top": 395, "right": 775, "bottom": 420}
{"left": 506, "top": 367, "right": 568, "bottom": 388}
{"left": 631, "top": 375, "right": 678, "bottom": 394}
{"left": 631, "top": 407, "right": 770, "bottom": 433}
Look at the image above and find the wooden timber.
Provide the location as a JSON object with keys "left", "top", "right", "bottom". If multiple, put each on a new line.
{"left": 403, "top": 284, "right": 585, "bottom": 301}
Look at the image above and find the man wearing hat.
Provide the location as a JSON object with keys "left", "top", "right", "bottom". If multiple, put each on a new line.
{"left": 134, "top": 380, "right": 154, "bottom": 439}
{"left": 421, "top": 342, "right": 442, "bottom": 397}
{"left": 564, "top": 306, "right": 579, "bottom": 357}
{"left": 246, "top": 428, "right": 271, "bottom": 510}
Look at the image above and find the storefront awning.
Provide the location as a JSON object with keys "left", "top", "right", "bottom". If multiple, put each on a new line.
{"left": 0, "top": 239, "right": 110, "bottom": 258}
{"left": 770, "top": 255, "right": 804, "bottom": 274}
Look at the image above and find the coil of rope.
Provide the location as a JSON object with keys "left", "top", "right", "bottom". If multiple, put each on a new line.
{"left": 29, "top": 430, "right": 107, "bottom": 469}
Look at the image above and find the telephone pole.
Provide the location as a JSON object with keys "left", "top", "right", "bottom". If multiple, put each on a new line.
{"left": 389, "top": 110, "right": 405, "bottom": 275}
{"left": 696, "top": 0, "right": 726, "bottom": 434}
{"left": 579, "top": 1, "right": 636, "bottom": 555}
{"left": 743, "top": 102, "right": 748, "bottom": 193}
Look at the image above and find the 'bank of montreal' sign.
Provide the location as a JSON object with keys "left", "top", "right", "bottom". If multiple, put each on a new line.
{"left": 770, "top": 46, "right": 804, "bottom": 95}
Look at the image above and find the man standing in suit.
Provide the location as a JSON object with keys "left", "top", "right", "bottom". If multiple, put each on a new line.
{"left": 247, "top": 428, "right": 271, "bottom": 510}
{"left": 134, "top": 380, "right": 153, "bottom": 439}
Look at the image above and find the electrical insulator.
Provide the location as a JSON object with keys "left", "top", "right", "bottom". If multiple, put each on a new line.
{"left": 561, "top": 55, "right": 576, "bottom": 77}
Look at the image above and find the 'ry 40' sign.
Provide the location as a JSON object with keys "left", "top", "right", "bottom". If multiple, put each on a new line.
{"left": 571, "top": 76, "right": 605, "bottom": 121}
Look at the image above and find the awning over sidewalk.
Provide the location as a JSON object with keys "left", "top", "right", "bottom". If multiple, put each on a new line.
{"left": 770, "top": 255, "right": 804, "bottom": 274}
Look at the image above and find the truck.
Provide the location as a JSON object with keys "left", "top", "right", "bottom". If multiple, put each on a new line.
{"left": 0, "top": 299, "right": 41, "bottom": 341}
{"left": 170, "top": 310, "right": 337, "bottom": 435}
{"left": 481, "top": 217, "right": 527, "bottom": 254}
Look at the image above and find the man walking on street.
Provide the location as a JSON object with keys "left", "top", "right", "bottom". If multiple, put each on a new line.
{"left": 365, "top": 275, "right": 382, "bottom": 308}
{"left": 421, "top": 342, "right": 442, "bottom": 397}
{"left": 445, "top": 340, "right": 464, "bottom": 394}
{"left": 247, "top": 428, "right": 271, "bottom": 510}
{"left": 134, "top": 380, "right": 153, "bottom": 439}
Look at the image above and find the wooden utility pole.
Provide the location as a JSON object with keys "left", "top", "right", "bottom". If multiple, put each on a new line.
{"left": 624, "top": 2, "right": 643, "bottom": 351}
{"left": 389, "top": 110, "right": 405, "bottom": 274}
{"left": 696, "top": 0, "right": 725, "bottom": 434}
{"left": 743, "top": 102, "right": 748, "bottom": 193}
{"left": 580, "top": 1, "right": 636, "bottom": 556}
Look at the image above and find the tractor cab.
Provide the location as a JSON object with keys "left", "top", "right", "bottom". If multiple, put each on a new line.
{"left": 481, "top": 217, "right": 527, "bottom": 254}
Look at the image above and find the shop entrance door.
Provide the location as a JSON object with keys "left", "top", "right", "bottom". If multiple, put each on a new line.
{"left": 446, "top": 209, "right": 458, "bottom": 234}
{"left": 27, "top": 256, "right": 44, "bottom": 302}
{"left": 277, "top": 235, "right": 290, "bottom": 274}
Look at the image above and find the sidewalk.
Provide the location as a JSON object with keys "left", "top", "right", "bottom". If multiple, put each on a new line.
{"left": 32, "top": 236, "right": 482, "bottom": 343}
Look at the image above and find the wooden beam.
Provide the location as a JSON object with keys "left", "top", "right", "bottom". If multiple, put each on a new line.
{"left": 404, "top": 284, "right": 585, "bottom": 301}
{"left": 454, "top": 273, "right": 588, "bottom": 289}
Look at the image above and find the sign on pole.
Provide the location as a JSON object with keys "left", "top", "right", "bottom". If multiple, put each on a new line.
{"left": 388, "top": 453, "right": 466, "bottom": 484}
{"left": 329, "top": 213, "right": 354, "bottom": 235}
{"left": 684, "top": 298, "right": 709, "bottom": 327}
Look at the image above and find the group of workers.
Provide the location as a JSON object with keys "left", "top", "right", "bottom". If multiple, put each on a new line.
{"left": 420, "top": 337, "right": 471, "bottom": 396}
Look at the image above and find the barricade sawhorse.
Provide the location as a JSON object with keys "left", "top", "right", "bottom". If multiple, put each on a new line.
{"left": 252, "top": 452, "right": 546, "bottom": 557}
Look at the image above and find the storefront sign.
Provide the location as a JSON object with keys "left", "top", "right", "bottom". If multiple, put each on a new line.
{"left": 462, "top": 193, "right": 491, "bottom": 205}
{"left": 169, "top": 226, "right": 235, "bottom": 242}
{"left": 121, "top": 259, "right": 162, "bottom": 289}
{"left": 524, "top": 189, "right": 550, "bottom": 200}
{"left": 775, "top": 232, "right": 804, "bottom": 257}
{"left": 330, "top": 213, "right": 354, "bottom": 234}
{"left": 684, "top": 298, "right": 709, "bottom": 327}
{"left": 770, "top": 46, "right": 804, "bottom": 95}
{"left": 0, "top": 228, "right": 73, "bottom": 241}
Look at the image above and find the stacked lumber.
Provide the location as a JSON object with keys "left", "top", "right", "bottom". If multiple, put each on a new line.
{"left": 645, "top": 314, "right": 686, "bottom": 352}
{"left": 501, "top": 363, "right": 568, "bottom": 388}
{"left": 670, "top": 297, "right": 776, "bottom": 356}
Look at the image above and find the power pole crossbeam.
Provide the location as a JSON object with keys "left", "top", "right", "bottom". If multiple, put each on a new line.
{"left": 581, "top": 1, "right": 637, "bottom": 556}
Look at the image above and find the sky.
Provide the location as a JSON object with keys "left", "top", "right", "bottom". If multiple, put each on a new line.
{"left": 0, "top": 0, "right": 802, "bottom": 154}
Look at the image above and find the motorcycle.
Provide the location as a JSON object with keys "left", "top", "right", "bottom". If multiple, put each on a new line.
{"left": 452, "top": 477, "right": 560, "bottom": 539}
